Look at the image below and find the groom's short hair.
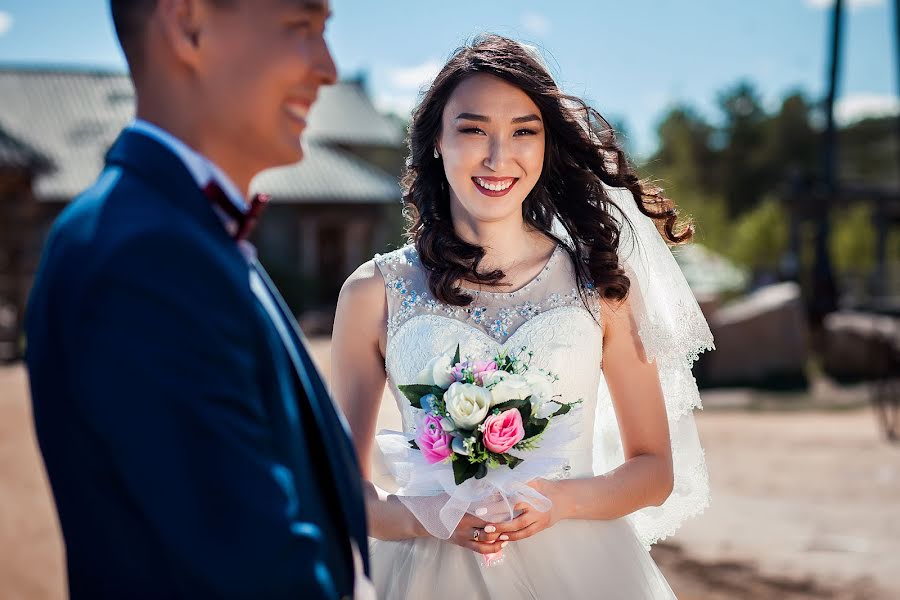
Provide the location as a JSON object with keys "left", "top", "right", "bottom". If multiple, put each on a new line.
{"left": 110, "top": 0, "right": 234, "bottom": 74}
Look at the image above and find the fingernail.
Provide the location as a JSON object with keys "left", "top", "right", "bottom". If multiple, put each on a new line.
{"left": 501, "top": 541, "right": 508, "bottom": 548}
{"left": 499, "top": 534, "right": 509, "bottom": 541}
{"left": 484, "top": 525, "right": 496, "bottom": 533}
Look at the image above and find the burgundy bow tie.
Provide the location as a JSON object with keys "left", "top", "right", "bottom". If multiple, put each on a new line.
{"left": 202, "top": 180, "right": 270, "bottom": 242}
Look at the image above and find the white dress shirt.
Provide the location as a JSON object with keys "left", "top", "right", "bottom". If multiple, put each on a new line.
{"left": 128, "top": 119, "right": 247, "bottom": 214}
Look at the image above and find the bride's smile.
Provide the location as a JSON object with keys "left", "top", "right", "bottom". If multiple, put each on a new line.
{"left": 472, "top": 176, "right": 518, "bottom": 196}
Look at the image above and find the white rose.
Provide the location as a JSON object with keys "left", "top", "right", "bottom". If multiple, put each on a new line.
{"left": 445, "top": 382, "right": 491, "bottom": 429}
{"left": 415, "top": 354, "right": 455, "bottom": 388}
{"left": 534, "top": 400, "right": 562, "bottom": 419}
{"left": 480, "top": 370, "right": 508, "bottom": 388}
{"left": 524, "top": 372, "right": 556, "bottom": 417}
{"left": 525, "top": 372, "right": 554, "bottom": 404}
{"left": 489, "top": 373, "right": 532, "bottom": 407}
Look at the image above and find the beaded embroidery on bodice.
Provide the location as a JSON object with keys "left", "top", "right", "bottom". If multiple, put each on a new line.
{"left": 374, "top": 244, "right": 605, "bottom": 478}
{"left": 375, "top": 244, "right": 599, "bottom": 340}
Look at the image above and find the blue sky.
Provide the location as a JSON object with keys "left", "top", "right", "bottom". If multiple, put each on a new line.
{"left": 0, "top": 0, "right": 896, "bottom": 157}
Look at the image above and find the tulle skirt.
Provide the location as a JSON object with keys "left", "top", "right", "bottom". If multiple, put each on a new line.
{"left": 369, "top": 517, "right": 676, "bottom": 599}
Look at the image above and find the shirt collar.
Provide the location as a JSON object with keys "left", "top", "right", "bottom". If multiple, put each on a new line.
{"left": 127, "top": 119, "right": 247, "bottom": 215}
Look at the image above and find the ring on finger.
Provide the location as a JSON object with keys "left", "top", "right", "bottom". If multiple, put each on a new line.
{"left": 472, "top": 528, "right": 480, "bottom": 541}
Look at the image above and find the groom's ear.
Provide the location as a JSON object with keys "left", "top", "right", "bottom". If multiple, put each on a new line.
{"left": 154, "top": 0, "right": 208, "bottom": 71}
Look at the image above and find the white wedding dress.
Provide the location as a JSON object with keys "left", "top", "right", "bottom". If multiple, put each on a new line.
{"left": 368, "top": 240, "right": 691, "bottom": 599}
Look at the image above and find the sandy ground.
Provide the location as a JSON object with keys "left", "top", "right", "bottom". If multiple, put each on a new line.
{"left": 1, "top": 338, "right": 897, "bottom": 599}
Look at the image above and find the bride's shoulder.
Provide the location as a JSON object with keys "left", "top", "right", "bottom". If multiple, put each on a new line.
{"left": 336, "top": 245, "right": 417, "bottom": 315}
{"left": 372, "top": 244, "right": 418, "bottom": 273}
{"left": 335, "top": 259, "right": 388, "bottom": 332}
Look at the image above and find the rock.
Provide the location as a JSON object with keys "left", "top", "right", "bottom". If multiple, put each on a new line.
{"left": 822, "top": 311, "right": 900, "bottom": 381}
{"left": 703, "top": 282, "right": 809, "bottom": 388}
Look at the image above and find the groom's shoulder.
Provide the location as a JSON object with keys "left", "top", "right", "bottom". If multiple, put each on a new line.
{"left": 52, "top": 166, "right": 175, "bottom": 246}
{"left": 46, "top": 166, "right": 213, "bottom": 269}
{"left": 37, "top": 166, "right": 236, "bottom": 305}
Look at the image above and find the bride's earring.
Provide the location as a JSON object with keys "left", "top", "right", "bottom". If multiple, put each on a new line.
{"left": 433, "top": 148, "right": 440, "bottom": 159}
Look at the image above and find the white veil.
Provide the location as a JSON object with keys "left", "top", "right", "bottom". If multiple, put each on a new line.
{"left": 518, "top": 39, "right": 713, "bottom": 546}
{"left": 592, "top": 184, "right": 715, "bottom": 549}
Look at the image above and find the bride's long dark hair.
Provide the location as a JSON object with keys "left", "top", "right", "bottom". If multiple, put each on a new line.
{"left": 402, "top": 34, "right": 693, "bottom": 307}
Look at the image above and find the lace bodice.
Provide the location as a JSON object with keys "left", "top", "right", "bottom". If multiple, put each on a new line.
{"left": 374, "top": 244, "right": 604, "bottom": 478}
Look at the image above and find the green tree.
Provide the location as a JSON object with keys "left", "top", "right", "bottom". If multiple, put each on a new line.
{"left": 727, "top": 197, "right": 788, "bottom": 274}
{"left": 645, "top": 106, "right": 730, "bottom": 254}
{"left": 716, "top": 81, "right": 769, "bottom": 216}
{"left": 764, "top": 92, "right": 818, "bottom": 176}
{"left": 839, "top": 116, "right": 900, "bottom": 184}
{"left": 830, "top": 203, "right": 875, "bottom": 273}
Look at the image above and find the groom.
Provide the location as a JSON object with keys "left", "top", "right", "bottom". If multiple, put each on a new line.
{"left": 25, "top": 0, "right": 369, "bottom": 598}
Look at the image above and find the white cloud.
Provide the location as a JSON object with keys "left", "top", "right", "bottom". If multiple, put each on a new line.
{"left": 804, "top": 0, "right": 883, "bottom": 10}
{"left": 0, "top": 12, "right": 13, "bottom": 36}
{"left": 374, "top": 91, "right": 419, "bottom": 118}
{"left": 386, "top": 59, "right": 442, "bottom": 91}
{"left": 378, "top": 59, "right": 442, "bottom": 117}
{"left": 835, "top": 93, "right": 900, "bottom": 125}
{"left": 521, "top": 12, "right": 551, "bottom": 36}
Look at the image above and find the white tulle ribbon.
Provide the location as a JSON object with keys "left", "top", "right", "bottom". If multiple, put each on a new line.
{"left": 375, "top": 407, "right": 581, "bottom": 540}
{"left": 593, "top": 184, "right": 716, "bottom": 549}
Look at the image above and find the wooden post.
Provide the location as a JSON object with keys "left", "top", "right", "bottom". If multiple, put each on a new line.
{"left": 811, "top": 0, "right": 843, "bottom": 325}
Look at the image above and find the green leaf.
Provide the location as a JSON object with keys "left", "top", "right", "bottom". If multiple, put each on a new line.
{"left": 453, "top": 344, "right": 461, "bottom": 366}
{"left": 551, "top": 402, "right": 572, "bottom": 417}
{"left": 491, "top": 398, "right": 530, "bottom": 413}
{"left": 518, "top": 397, "right": 532, "bottom": 423}
{"left": 397, "top": 384, "right": 444, "bottom": 409}
{"left": 523, "top": 417, "right": 549, "bottom": 440}
{"left": 453, "top": 457, "right": 480, "bottom": 485}
{"left": 474, "top": 463, "right": 488, "bottom": 480}
{"left": 505, "top": 455, "right": 523, "bottom": 469}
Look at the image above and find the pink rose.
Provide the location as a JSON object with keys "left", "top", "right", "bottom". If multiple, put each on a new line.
{"left": 471, "top": 360, "right": 498, "bottom": 385}
{"left": 481, "top": 409, "right": 525, "bottom": 454}
{"left": 415, "top": 414, "right": 453, "bottom": 464}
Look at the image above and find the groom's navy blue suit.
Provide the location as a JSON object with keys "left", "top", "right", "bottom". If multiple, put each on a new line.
{"left": 25, "top": 129, "right": 368, "bottom": 599}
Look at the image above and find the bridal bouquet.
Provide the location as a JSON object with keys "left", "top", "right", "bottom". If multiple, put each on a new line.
{"left": 399, "top": 344, "right": 577, "bottom": 486}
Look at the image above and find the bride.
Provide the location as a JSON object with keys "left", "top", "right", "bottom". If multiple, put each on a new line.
{"left": 332, "top": 34, "right": 713, "bottom": 599}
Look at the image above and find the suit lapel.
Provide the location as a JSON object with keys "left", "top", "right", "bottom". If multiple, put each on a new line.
{"left": 249, "top": 262, "right": 369, "bottom": 572}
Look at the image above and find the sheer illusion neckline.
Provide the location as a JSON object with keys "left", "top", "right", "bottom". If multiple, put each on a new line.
{"left": 460, "top": 243, "right": 562, "bottom": 299}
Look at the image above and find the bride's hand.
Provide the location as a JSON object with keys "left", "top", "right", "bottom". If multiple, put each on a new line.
{"left": 448, "top": 513, "right": 507, "bottom": 555}
{"left": 491, "top": 479, "right": 568, "bottom": 542}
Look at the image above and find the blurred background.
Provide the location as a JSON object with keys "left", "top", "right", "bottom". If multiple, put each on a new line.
{"left": 1, "top": 1, "right": 898, "bottom": 598}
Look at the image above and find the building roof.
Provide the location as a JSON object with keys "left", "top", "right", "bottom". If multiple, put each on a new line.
{"left": 0, "top": 68, "right": 130, "bottom": 197}
{"left": 0, "top": 127, "right": 51, "bottom": 172}
{"left": 0, "top": 66, "right": 402, "bottom": 202}
{"left": 304, "top": 79, "right": 405, "bottom": 147}
{"left": 252, "top": 141, "right": 400, "bottom": 203}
